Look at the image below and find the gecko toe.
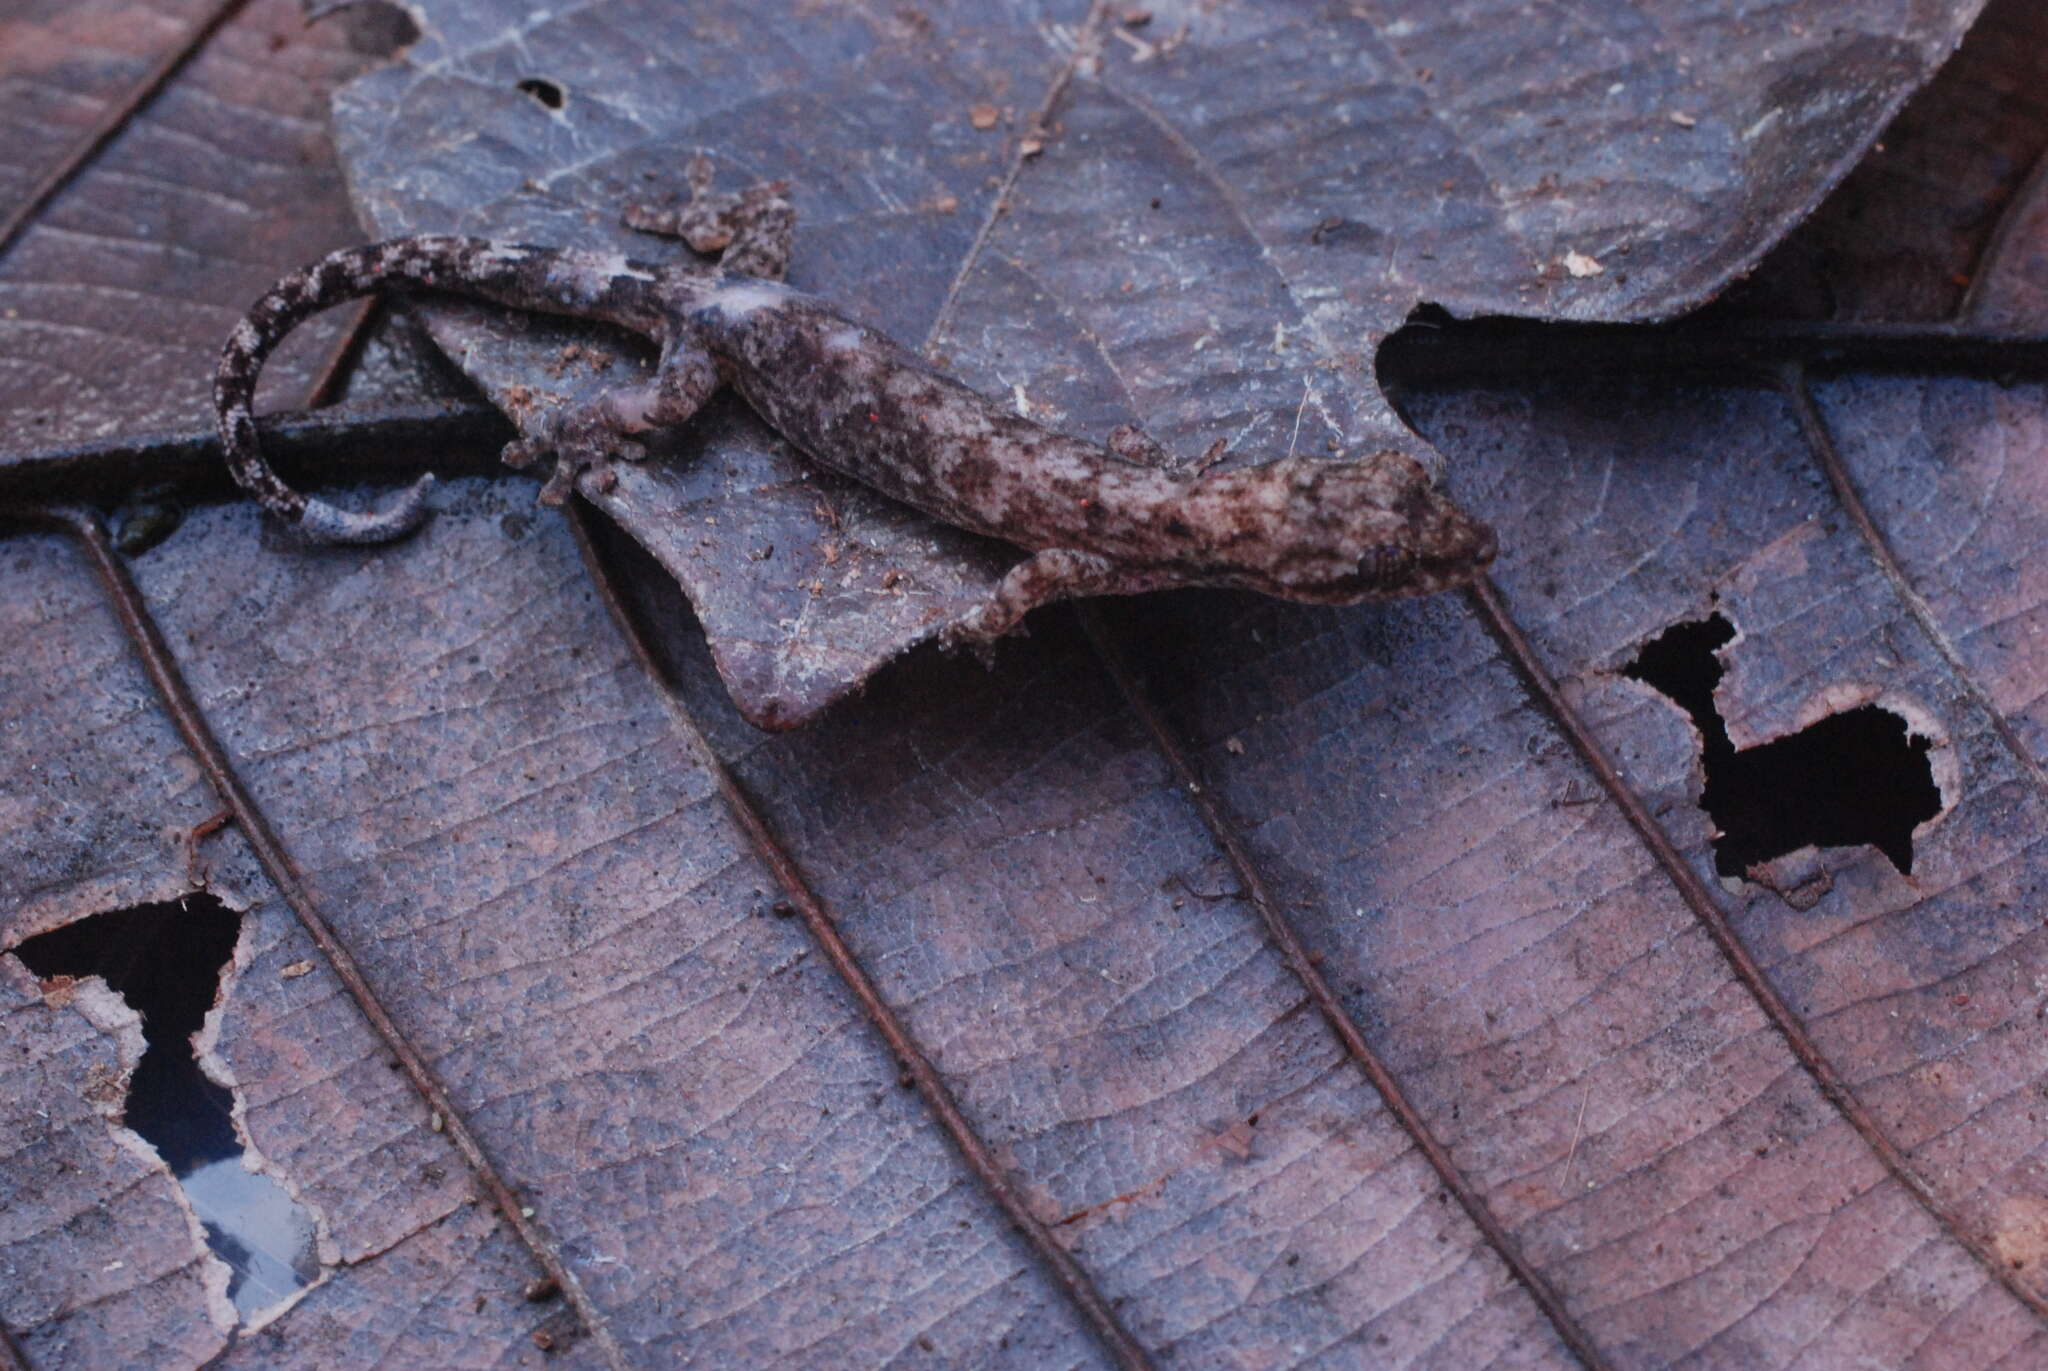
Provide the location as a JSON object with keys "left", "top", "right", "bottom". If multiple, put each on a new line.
{"left": 621, "top": 200, "right": 669, "bottom": 231}
{"left": 937, "top": 618, "right": 1006, "bottom": 668}
{"left": 500, "top": 437, "right": 548, "bottom": 471}
{"left": 940, "top": 600, "right": 1030, "bottom": 654}
{"left": 536, "top": 466, "right": 575, "bottom": 506}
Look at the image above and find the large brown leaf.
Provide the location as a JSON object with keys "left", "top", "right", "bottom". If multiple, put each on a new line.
{"left": 7, "top": 2, "right": 2048, "bottom": 1370}
{"left": 328, "top": 0, "right": 1989, "bottom": 725}
{"left": 0, "top": 0, "right": 409, "bottom": 452}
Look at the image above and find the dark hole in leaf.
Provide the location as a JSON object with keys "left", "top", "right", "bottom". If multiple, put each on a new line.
{"left": 517, "top": 77, "right": 567, "bottom": 111}
{"left": 16, "top": 899, "right": 240, "bottom": 1171}
{"left": 14, "top": 896, "right": 319, "bottom": 1317}
{"left": 1624, "top": 614, "right": 1942, "bottom": 878}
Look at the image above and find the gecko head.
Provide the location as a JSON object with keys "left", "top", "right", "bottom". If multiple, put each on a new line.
{"left": 1231, "top": 451, "right": 1496, "bottom": 602}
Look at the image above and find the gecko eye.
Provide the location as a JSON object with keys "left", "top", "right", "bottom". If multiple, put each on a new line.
{"left": 1354, "top": 543, "right": 1416, "bottom": 590}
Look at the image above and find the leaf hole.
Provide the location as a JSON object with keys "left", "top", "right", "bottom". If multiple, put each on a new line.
{"left": 14, "top": 896, "right": 320, "bottom": 1319}
{"left": 517, "top": 77, "right": 567, "bottom": 112}
{"left": 1624, "top": 613, "right": 1942, "bottom": 879}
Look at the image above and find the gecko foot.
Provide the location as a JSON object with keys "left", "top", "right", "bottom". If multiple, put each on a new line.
{"left": 623, "top": 155, "right": 794, "bottom": 280}
{"left": 501, "top": 396, "right": 649, "bottom": 505}
{"left": 503, "top": 346, "right": 721, "bottom": 505}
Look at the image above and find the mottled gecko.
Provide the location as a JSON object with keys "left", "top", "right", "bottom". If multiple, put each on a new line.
{"left": 216, "top": 162, "right": 1494, "bottom": 640}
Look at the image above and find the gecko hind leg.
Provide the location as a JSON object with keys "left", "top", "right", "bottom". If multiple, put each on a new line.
{"left": 503, "top": 341, "right": 721, "bottom": 504}
{"left": 623, "top": 154, "right": 795, "bottom": 281}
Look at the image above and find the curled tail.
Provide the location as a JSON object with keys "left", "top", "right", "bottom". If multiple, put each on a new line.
{"left": 216, "top": 238, "right": 486, "bottom": 542}
{"left": 218, "top": 235, "right": 666, "bottom": 543}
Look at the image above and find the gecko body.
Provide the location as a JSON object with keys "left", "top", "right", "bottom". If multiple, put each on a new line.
{"left": 217, "top": 171, "right": 1493, "bottom": 639}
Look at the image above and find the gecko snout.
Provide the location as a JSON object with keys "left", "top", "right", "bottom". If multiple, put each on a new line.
{"left": 1390, "top": 490, "right": 1495, "bottom": 596}
{"left": 1342, "top": 450, "right": 1498, "bottom": 596}
{"left": 1411, "top": 494, "right": 1496, "bottom": 585}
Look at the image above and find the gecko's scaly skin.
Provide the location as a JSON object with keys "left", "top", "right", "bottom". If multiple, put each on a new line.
{"left": 217, "top": 195, "right": 1494, "bottom": 637}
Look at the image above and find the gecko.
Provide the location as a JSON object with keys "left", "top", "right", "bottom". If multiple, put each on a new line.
{"left": 216, "top": 160, "right": 1495, "bottom": 641}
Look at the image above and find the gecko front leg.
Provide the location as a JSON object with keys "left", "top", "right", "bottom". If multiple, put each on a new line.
{"left": 1107, "top": 424, "right": 1228, "bottom": 474}
{"left": 503, "top": 340, "right": 722, "bottom": 503}
{"left": 1106, "top": 424, "right": 1168, "bottom": 465}
{"left": 945, "top": 547, "right": 1190, "bottom": 646}
{"left": 507, "top": 156, "right": 791, "bottom": 503}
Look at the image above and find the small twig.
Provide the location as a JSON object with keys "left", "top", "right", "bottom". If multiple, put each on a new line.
{"left": 1560, "top": 1077, "right": 1592, "bottom": 1193}
{"left": 0, "top": 399, "right": 508, "bottom": 516}
{"left": 1378, "top": 316, "right": 2048, "bottom": 386}
{"left": 182, "top": 806, "right": 235, "bottom": 885}
{"left": 928, "top": 0, "right": 1113, "bottom": 348}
